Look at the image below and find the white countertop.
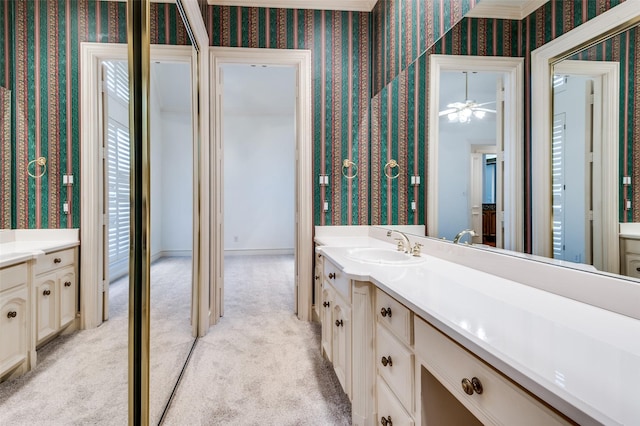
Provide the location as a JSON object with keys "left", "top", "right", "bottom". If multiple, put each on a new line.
{"left": 317, "top": 236, "right": 640, "bottom": 426}
{"left": 0, "top": 229, "right": 79, "bottom": 268}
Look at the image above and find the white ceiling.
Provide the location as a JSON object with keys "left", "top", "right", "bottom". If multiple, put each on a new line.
{"left": 206, "top": 0, "right": 377, "bottom": 11}
{"left": 221, "top": 64, "right": 296, "bottom": 116}
{"left": 465, "top": 0, "right": 549, "bottom": 20}
{"left": 151, "top": 62, "right": 192, "bottom": 114}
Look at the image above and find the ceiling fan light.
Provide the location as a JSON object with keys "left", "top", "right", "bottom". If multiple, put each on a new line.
{"left": 460, "top": 108, "right": 472, "bottom": 120}
{"left": 474, "top": 110, "right": 486, "bottom": 119}
{"left": 448, "top": 112, "right": 458, "bottom": 122}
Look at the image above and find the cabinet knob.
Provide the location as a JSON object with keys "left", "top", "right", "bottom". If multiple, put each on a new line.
{"left": 315, "top": 275, "right": 320, "bottom": 280}
{"left": 43, "top": 289, "right": 51, "bottom": 296}
{"left": 54, "top": 257, "right": 62, "bottom": 264}
{"left": 380, "top": 356, "right": 393, "bottom": 367}
{"left": 7, "top": 311, "right": 17, "bottom": 319}
{"left": 461, "top": 377, "right": 483, "bottom": 395}
{"left": 323, "top": 301, "right": 330, "bottom": 307}
{"left": 636, "top": 267, "right": 640, "bottom": 272}
{"left": 64, "top": 281, "right": 72, "bottom": 287}
{"left": 335, "top": 319, "right": 343, "bottom": 327}
{"left": 380, "top": 415, "right": 393, "bottom": 426}
{"left": 380, "top": 307, "right": 392, "bottom": 318}
{"left": 328, "top": 272, "right": 336, "bottom": 279}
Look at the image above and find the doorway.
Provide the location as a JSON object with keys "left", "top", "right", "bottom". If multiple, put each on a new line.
{"left": 429, "top": 55, "right": 523, "bottom": 251}
{"left": 209, "top": 47, "right": 313, "bottom": 327}
{"left": 80, "top": 44, "right": 198, "bottom": 332}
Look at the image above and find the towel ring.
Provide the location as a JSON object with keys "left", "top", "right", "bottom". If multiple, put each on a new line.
{"left": 384, "top": 159, "right": 400, "bottom": 179}
{"left": 342, "top": 159, "right": 358, "bottom": 179}
{"left": 27, "top": 157, "right": 47, "bottom": 179}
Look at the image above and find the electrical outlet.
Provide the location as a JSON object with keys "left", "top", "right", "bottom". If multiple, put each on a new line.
{"left": 63, "top": 203, "right": 69, "bottom": 215}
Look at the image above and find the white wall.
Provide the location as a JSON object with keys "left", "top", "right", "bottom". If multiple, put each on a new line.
{"left": 150, "top": 83, "right": 164, "bottom": 260}
{"left": 160, "top": 112, "right": 192, "bottom": 255}
{"left": 221, "top": 64, "right": 296, "bottom": 254}
{"left": 437, "top": 120, "right": 496, "bottom": 241}
{"left": 223, "top": 114, "right": 295, "bottom": 252}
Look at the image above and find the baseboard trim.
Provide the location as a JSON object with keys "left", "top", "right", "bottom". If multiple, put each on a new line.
{"left": 158, "top": 250, "right": 192, "bottom": 258}
{"left": 224, "top": 249, "right": 294, "bottom": 256}
{"left": 109, "top": 251, "right": 193, "bottom": 283}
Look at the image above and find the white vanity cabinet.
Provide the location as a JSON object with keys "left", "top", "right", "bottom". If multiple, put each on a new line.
{"left": 375, "top": 288, "right": 416, "bottom": 425}
{"left": 414, "top": 316, "right": 571, "bottom": 426}
{"left": 0, "top": 263, "right": 30, "bottom": 380}
{"left": 620, "top": 236, "right": 640, "bottom": 278}
{"left": 321, "top": 257, "right": 352, "bottom": 397}
{"left": 33, "top": 248, "right": 77, "bottom": 347}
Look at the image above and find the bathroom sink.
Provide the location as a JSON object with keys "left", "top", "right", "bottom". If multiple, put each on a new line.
{"left": 347, "top": 247, "right": 426, "bottom": 265}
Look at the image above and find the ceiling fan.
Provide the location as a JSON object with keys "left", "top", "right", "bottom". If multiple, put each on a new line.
{"left": 439, "top": 71, "right": 496, "bottom": 123}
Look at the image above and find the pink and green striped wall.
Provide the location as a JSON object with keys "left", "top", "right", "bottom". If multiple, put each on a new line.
{"left": 204, "top": 6, "right": 372, "bottom": 226}
{"left": 2, "top": 0, "right": 636, "bottom": 238}
{"left": 4, "top": 0, "right": 189, "bottom": 230}
{"left": 371, "top": 0, "right": 480, "bottom": 95}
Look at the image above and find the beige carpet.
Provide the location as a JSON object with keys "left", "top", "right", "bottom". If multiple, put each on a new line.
{"left": 0, "top": 255, "right": 351, "bottom": 425}
{"left": 0, "top": 257, "right": 194, "bottom": 425}
{"left": 161, "top": 255, "right": 351, "bottom": 425}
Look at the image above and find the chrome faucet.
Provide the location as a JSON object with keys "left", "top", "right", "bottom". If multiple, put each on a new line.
{"left": 386, "top": 230, "right": 411, "bottom": 253}
{"left": 453, "top": 229, "right": 477, "bottom": 244}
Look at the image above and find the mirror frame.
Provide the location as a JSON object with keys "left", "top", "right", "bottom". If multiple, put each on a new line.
{"left": 428, "top": 54, "right": 524, "bottom": 251}
{"left": 531, "top": 1, "right": 640, "bottom": 270}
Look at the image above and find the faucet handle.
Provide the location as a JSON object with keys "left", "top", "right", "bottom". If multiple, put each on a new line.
{"left": 411, "top": 243, "right": 423, "bottom": 257}
{"left": 394, "top": 238, "right": 406, "bottom": 251}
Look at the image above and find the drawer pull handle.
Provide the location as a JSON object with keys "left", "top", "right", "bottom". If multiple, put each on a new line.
{"left": 315, "top": 275, "right": 320, "bottom": 280}
{"left": 43, "top": 289, "right": 51, "bottom": 296}
{"left": 335, "top": 319, "right": 343, "bottom": 327}
{"left": 380, "top": 307, "right": 392, "bottom": 318}
{"left": 380, "top": 415, "right": 392, "bottom": 426}
{"left": 636, "top": 267, "right": 640, "bottom": 272}
{"left": 380, "top": 356, "right": 393, "bottom": 367}
{"left": 64, "top": 281, "right": 72, "bottom": 287}
{"left": 54, "top": 257, "right": 62, "bottom": 264}
{"left": 328, "top": 272, "right": 336, "bottom": 279}
{"left": 7, "top": 311, "right": 17, "bottom": 319}
{"left": 461, "top": 377, "right": 483, "bottom": 395}
{"left": 323, "top": 301, "right": 330, "bottom": 307}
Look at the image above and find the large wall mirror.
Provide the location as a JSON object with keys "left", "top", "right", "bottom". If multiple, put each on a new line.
{"left": 532, "top": 1, "right": 640, "bottom": 279}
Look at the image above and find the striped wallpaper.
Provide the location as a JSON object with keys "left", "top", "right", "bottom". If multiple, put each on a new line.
{"left": 204, "top": 6, "right": 371, "bottom": 226}
{"left": 5, "top": 0, "right": 189, "bottom": 229}
{"left": 1, "top": 86, "right": 9, "bottom": 229}
{"left": 568, "top": 26, "right": 639, "bottom": 223}
{"left": 371, "top": 0, "right": 479, "bottom": 96}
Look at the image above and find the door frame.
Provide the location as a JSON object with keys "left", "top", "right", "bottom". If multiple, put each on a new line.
{"left": 534, "top": 59, "right": 618, "bottom": 272}
{"left": 428, "top": 55, "right": 524, "bottom": 251}
{"left": 209, "top": 47, "right": 313, "bottom": 322}
{"left": 80, "top": 43, "right": 198, "bottom": 331}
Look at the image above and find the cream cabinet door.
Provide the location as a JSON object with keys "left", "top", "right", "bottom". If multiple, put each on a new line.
{"left": 332, "top": 300, "right": 351, "bottom": 397}
{"left": 35, "top": 272, "right": 58, "bottom": 345}
{"left": 321, "top": 283, "right": 334, "bottom": 361}
{"left": 58, "top": 267, "right": 76, "bottom": 329}
{"left": 0, "top": 286, "right": 28, "bottom": 377}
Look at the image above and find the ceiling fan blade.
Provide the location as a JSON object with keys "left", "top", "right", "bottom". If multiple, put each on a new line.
{"left": 473, "top": 107, "right": 496, "bottom": 113}
{"left": 439, "top": 108, "right": 457, "bottom": 116}
{"left": 446, "top": 102, "right": 465, "bottom": 109}
{"left": 475, "top": 101, "right": 496, "bottom": 107}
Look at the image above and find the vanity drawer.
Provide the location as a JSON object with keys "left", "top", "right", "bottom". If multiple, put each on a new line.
{"left": 376, "top": 375, "right": 414, "bottom": 426}
{"left": 376, "top": 323, "right": 414, "bottom": 412}
{"left": 324, "top": 259, "right": 349, "bottom": 302}
{"left": 0, "top": 263, "right": 28, "bottom": 292}
{"left": 377, "top": 288, "right": 413, "bottom": 346}
{"left": 414, "top": 317, "right": 571, "bottom": 426}
{"left": 35, "top": 248, "right": 74, "bottom": 275}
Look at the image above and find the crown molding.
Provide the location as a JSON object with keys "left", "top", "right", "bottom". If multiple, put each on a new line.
{"left": 207, "top": 0, "right": 377, "bottom": 12}
{"left": 465, "top": 0, "right": 548, "bottom": 20}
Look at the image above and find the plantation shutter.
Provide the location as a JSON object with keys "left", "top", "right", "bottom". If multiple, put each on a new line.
{"left": 104, "top": 62, "right": 130, "bottom": 267}
{"left": 552, "top": 113, "right": 566, "bottom": 260}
